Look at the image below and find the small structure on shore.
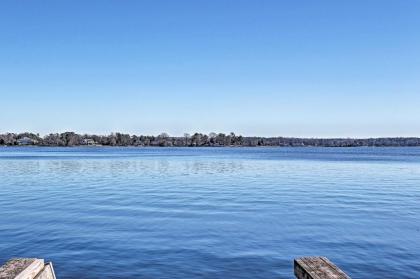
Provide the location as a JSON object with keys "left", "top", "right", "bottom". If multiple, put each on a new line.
{"left": 82, "top": 138, "right": 96, "bottom": 146}
{"left": 17, "top": 137, "right": 37, "bottom": 146}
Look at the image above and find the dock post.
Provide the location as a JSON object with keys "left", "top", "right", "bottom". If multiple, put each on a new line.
{"left": 0, "top": 258, "right": 56, "bottom": 279}
{"left": 294, "top": 256, "right": 351, "bottom": 279}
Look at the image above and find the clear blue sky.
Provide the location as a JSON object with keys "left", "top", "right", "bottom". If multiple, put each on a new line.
{"left": 1, "top": 1, "right": 419, "bottom": 137}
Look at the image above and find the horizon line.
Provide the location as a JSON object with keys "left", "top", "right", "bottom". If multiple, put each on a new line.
{"left": 2, "top": 131, "right": 420, "bottom": 140}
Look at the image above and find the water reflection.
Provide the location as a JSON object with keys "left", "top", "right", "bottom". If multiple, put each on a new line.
{"left": 0, "top": 147, "right": 419, "bottom": 278}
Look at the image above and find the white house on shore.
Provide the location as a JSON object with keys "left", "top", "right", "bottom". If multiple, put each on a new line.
{"left": 82, "top": 139, "right": 96, "bottom": 146}
{"left": 17, "top": 137, "right": 38, "bottom": 145}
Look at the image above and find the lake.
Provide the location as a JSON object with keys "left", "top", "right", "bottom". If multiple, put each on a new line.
{"left": 0, "top": 147, "right": 419, "bottom": 278}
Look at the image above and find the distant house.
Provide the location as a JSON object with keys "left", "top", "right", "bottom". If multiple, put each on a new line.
{"left": 17, "top": 137, "right": 37, "bottom": 145}
{"left": 82, "top": 139, "right": 96, "bottom": 146}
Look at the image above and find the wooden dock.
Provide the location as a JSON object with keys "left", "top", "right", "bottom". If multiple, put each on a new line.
{"left": 0, "top": 259, "right": 55, "bottom": 279}
{"left": 294, "top": 256, "right": 350, "bottom": 279}
{"left": 1, "top": 256, "right": 350, "bottom": 278}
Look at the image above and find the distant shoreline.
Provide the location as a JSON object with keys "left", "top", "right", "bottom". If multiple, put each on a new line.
{"left": 1, "top": 132, "right": 420, "bottom": 147}
{"left": 2, "top": 145, "right": 420, "bottom": 149}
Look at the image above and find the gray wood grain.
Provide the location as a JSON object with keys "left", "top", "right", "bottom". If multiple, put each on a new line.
{"left": 294, "top": 256, "right": 351, "bottom": 279}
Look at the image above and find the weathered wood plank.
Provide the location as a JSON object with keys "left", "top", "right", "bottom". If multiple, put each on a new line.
{"left": 33, "top": 263, "right": 55, "bottom": 279}
{"left": 0, "top": 258, "right": 44, "bottom": 279}
{"left": 294, "top": 257, "right": 350, "bottom": 279}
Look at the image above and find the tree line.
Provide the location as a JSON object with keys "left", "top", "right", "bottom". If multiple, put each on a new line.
{"left": 1, "top": 132, "right": 420, "bottom": 147}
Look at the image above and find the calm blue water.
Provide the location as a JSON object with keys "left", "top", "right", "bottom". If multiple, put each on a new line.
{"left": 0, "top": 147, "right": 419, "bottom": 279}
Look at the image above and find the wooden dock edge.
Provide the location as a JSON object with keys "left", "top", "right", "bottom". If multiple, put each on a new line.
{"left": 0, "top": 259, "right": 56, "bottom": 279}
{"left": 2, "top": 256, "right": 349, "bottom": 278}
{"left": 294, "top": 256, "right": 351, "bottom": 279}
